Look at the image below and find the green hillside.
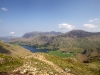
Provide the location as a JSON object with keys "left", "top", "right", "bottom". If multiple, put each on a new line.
{"left": 47, "top": 35, "right": 100, "bottom": 52}
{"left": 0, "top": 40, "right": 32, "bottom": 57}
{"left": 0, "top": 40, "right": 100, "bottom": 75}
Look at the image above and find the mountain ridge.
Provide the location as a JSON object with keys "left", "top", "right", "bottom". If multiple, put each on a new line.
{"left": 61, "top": 30, "right": 100, "bottom": 38}
{"left": 9, "top": 30, "right": 100, "bottom": 51}
{"left": 22, "top": 31, "right": 62, "bottom": 38}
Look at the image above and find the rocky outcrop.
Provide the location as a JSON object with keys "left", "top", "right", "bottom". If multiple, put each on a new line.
{"left": 11, "top": 53, "right": 77, "bottom": 75}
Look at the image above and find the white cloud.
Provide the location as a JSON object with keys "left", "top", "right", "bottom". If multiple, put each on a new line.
{"left": 1, "top": 7, "right": 8, "bottom": 11}
{"left": 84, "top": 24, "right": 98, "bottom": 29}
{"left": 89, "top": 18, "right": 99, "bottom": 22}
{"left": 9, "top": 32, "right": 15, "bottom": 34}
{"left": 89, "top": 20, "right": 93, "bottom": 22}
{"left": 59, "top": 23, "right": 75, "bottom": 30}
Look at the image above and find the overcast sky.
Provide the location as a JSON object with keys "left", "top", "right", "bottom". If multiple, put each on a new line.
{"left": 0, "top": 0, "right": 100, "bottom": 36}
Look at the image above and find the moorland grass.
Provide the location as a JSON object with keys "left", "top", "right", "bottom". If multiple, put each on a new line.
{"left": 47, "top": 51, "right": 74, "bottom": 58}
{"left": 0, "top": 54, "right": 23, "bottom": 72}
{"left": 44, "top": 54, "right": 100, "bottom": 75}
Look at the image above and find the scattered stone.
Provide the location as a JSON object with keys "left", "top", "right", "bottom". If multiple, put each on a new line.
{"left": 49, "top": 72, "right": 53, "bottom": 75}
{"left": 0, "top": 58, "right": 5, "bottom": 64}
{"left": 65, "top": 68, "right": 71, "bottom": 72}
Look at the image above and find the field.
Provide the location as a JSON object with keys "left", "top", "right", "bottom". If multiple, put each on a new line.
{"left": 47, "top": 51, "right": 74, "bottom": 58}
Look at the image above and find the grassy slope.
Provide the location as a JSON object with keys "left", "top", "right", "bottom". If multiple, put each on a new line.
{"left": 0, "top": 54, "right": 23, "bottom": 72}
{"left": 44, "top": 53, "right": 100, "bottom": 75}
{"left": 47, "top": 51, "right": 74, "bottom": 58}
{"left": 0, "top": 40, "right": 100, "bottom": 75}
{"left": 0, "top": 40, "right": 32, "bottom": 57}
{"left": 0, "top": 40, "right": 32, "bottom": 72}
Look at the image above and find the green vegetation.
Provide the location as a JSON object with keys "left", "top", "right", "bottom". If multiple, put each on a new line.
{"left": 26, "top": 57, "right": 59, "bottom": 74}
{"left": 10, "top": 30, "right": 100, "bottom": 55}
{"left": 0, "top": 40, "right": 32, "bottom": 57}
{"left": 46, "top": 36, "right": 100, "bottom": 53}
{"left": 47, "top": 51, "right": 74, "bottom": 58}
{"left": 0, "top": 54, "right": 23, "bottom": 71}
{"left": 44, "top": 54, "right": 100, "bottom": 75}
{"left": 0, "top": 30, "right": 100, "bottom": 75}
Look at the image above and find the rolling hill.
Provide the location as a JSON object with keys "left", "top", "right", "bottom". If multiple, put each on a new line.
{"left": 0, "top": 38, "right": 100, "bottom": 75}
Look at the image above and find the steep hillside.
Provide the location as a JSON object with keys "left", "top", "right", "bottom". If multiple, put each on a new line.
{"left": 0, "top": 41, "right": 78, "bottom": 75}
{"left": 77, "top": 49, "right": 100, "bottom": 62}
{"left": 0, "top": 40, "right": 32, "bottom": 57}
{"left": 0, "top": 41, "right": 100, "bottom": 75}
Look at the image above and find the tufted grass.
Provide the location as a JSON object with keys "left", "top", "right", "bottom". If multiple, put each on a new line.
{"left": 44, "top": 53, "right": 100, "bottom": 75}
{"left": 0, "top": 54, "right": 23, "bottom": 72}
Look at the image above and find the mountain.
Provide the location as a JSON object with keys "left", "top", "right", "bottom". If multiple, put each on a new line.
{"left": 61, "top": 30, "right": 100, "bottom": 38}
{"left": 46, "top": 30, "right": 100, "bottom": 51}
{"left": 22, "top": 31, "right": 62, "bottom": 38}
{"left": 9, "top": 30, "right": 100, "bottom": 53}
{"left": 10, "top": 30, "right": 100, "bottom": 51}
{"left": 10, "top": 31, "right": 62, "bottom": 46}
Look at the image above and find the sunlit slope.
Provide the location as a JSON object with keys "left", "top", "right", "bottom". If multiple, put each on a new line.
{"left": 0, "top": 40, "right": 32, "bottom": 57}
{"left": 47, "top": 30, "right": 100, "bottom": 52}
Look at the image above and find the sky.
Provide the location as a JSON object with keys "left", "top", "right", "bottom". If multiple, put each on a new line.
{"left": 0, "top": 0, "right": 100, "bottom": 36}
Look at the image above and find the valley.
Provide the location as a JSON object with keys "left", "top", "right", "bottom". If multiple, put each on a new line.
{"left": 1, "top": 0, "right": 100, "bottom": 75}
{"left": 0, "top": 30, "right": 100, "bottom": 75}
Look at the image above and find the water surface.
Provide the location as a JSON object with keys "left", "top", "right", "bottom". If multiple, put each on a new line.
{"left": 22, "top": 45, "right": 49, "bottom": 53}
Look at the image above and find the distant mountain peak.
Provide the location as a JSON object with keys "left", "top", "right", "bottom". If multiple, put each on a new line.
{"left": 22, "top": 31, "right": 62, "bottom": 38}
{"left": 63, "top": 30, "right": 100, "bottom": 38}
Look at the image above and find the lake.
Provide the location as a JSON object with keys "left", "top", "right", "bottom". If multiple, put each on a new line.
{"left": 22, "top": 45, "right": 49, "bottom": 53}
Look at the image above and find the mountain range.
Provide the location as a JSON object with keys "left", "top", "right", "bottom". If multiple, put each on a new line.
{"left": 10, "top": 30, "right": 100, "bottom": 51}
{"left": 9, "top": 30, "right": 100, "bottom": 62}
{"left": 22, "top": 31, "right": 62, "bottom": 38}
{"left": 0, "top": 30, "right": 100, "bottom": 75}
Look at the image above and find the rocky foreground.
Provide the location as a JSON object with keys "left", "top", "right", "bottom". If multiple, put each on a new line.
{"left": 0, "top": 53, "right": 77, "bottom": 75}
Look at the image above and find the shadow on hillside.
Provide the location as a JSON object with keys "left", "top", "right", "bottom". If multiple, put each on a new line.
{"left": 76, "top": 49, "right": 100, "bottom": 63}
{"left": 0, "top": 46, "right": 11, "bottom": 54}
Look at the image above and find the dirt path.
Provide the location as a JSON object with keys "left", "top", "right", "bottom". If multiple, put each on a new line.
{"left": 12, "top": 53, "right": 76, "bottom": 75}
{"left": 31, "top": 53, "right": 66, "bottom": 75}
{"left": 25, "top": 53, "right": 76, "bottom": 75}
